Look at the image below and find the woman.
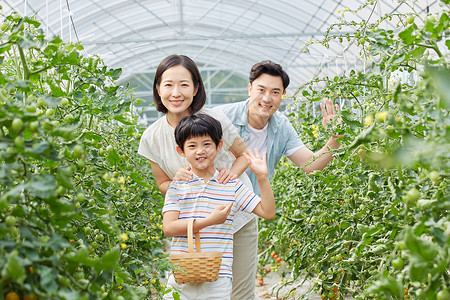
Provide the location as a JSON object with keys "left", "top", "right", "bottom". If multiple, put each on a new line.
{"left": 138, "top": 55, "right": 258, "bottom": 299}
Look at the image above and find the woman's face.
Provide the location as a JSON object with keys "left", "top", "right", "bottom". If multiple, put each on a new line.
{"left": 157, "top": 65, "right": 198, "bottom": 117}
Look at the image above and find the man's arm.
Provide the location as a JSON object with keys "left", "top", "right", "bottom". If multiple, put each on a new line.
{"left": 287, "top": 136, "right": 340, "bottom": 173}
{"left": 287, "top": 99, "right": 341, "bottom": 173}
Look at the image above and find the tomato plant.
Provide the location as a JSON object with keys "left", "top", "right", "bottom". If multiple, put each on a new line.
{"left": 259, "top": 1, "right": 449, "bottom": 299}
{"left": 0, "top": 12, "right": 170, "bottom": 299}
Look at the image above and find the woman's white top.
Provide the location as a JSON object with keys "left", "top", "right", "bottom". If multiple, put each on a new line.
{"left": 138, "top": 107, "right": 254, "bottom": 232}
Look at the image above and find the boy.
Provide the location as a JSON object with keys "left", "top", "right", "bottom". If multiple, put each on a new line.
{"left": 162, "top": 113, "right": 275, "bottom": 300}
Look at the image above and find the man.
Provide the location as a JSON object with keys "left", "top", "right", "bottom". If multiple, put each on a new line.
{"left": 213, "top": 60, "right": 340, "bottom": 299}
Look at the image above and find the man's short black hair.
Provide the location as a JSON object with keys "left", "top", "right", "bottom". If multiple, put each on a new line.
{"left": 175, "top": 114, "right": 223, "bottom": 151}
{"left": 249, "top": 60, "right": 290, "bottom": 91}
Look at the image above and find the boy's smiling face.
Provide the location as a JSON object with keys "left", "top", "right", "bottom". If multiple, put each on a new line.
{"left": 176, "top": 134, "right": 223, "bottom": 176}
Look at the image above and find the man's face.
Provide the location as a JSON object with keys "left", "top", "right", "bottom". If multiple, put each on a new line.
{"left": 247, "top": 74, "right": 285, "bottom": 122}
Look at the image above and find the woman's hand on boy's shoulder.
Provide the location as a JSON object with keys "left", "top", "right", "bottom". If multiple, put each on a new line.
{"left": 216, "top": 168, "right": 237, "bottom": 184}
{"left": 173, "top": 167, "right": 193, "bottom": 181}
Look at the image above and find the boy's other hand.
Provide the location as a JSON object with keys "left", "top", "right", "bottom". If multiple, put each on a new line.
{"left": 173, "top": 167, "right": 193, "bottom": 181}
{"left": 216, "top": 168, "right": 237, "bottom": 184}
{"left": 207, "top": 202, "right": 233, "bottom": 225}
{"left": 243, "top": 149, "right": 268, "bottom": 177}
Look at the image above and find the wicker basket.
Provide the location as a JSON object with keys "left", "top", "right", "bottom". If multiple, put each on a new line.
{"left": 169, "top": 219, "right": 222, "bottom": 284}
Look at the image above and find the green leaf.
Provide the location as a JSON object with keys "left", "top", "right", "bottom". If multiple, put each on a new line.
{"left": 50, "top": 84, "right": 65, "bottom": 97}
{"left": 106, "top": 148, "right": 121, "bottom": 165}
{"left": 399, "top": 26, "right": 415, "bottom": 45}
{"left": 51, "top": 127, "right": 77, "bottom": 141}
{"left": 39, "top": 265, "right": 58, "bottom": 293}
{"left": 97, "top": 246, "right": 120, "bottom": 272}
{"left": 130, "top": 172, "right": 151, "bottom": 188}
{"left": 56, "top": 166, "right": 74, "bottom": 189}
{"left": 365, "top": 276, "right": 403, "bottom": 297}
{"left": 114, "top": 114, "right": 134, "bottom": 125}
{"left": 1, "top": 250, "right": 26, "bottom": 284}
{"left": 427, "top": 66, "right": 450, "bottom": 109}
{"left": 28, "top": 174, "right": 56, "bottom": 199}
{"left": 404, "top": 229, "right": 438, "bottom": 261}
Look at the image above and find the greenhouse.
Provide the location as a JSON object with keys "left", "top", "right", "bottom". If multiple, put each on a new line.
{"left": 0, "top": 0, "right": 449, "bottom": 299}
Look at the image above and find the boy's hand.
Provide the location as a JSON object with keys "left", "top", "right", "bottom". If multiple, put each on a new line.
{"left": 207, "top": 202, "right": 233, "bottom": 225}
{"left": 243, "top": 149, "right": 268, "bottom": 177}
{"left": 173, "top": 167, "right": 193, "bottom": 181}
{"left": 216, "top": 168, "right": 237, "bottom": 184}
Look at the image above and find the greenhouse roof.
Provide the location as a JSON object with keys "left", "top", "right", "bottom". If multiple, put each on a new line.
{"left": 3, "top": 0, "right": 439, "bottom": 121}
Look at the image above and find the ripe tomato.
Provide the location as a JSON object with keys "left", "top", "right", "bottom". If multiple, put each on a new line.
{"left": 23, "top": 293, "right": 38, "bottom": 300}
{"left": 5, "top": 292, "right": 20, "bottom": 300}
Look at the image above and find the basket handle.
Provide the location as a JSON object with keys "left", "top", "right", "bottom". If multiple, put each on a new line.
{"left": 187, "top": 219, "right": 201, "bottom": 253}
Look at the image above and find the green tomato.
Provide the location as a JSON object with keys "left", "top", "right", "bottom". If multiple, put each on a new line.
{"left": 405, "top": 188, "right": 420, "bottom": 204}
{"left": 73, "top": 145, "right": 84, "bottom": 159}
{"left": 29, "top": 121, "right": 39, "bottom": 132}
{"left": 84, "top": 227, "right": 92, "bottom": 235}
{"left": 406, "top": 15, "right": 414, "bottom": 24}
{"left": 37, "top": 98, "right": 46, "bottom": 107}
{"left": 429, "top": 171, "right": 440, "bottom": 183}
{"left": 11, "top": 118, "right": 23, "bottom": 133}
{"left": 14, "top": 136, "right": 24, "bottom": 148}
{"left": 5, "top": 215, "right": 16, "bottom": 227}
{"left": 76, "top": 192, "right": 85, "bottom": 202}
{"left": 397, "top": 241, "right": 407, "bottom": 250}
{"left": 77, "top": 159, "right": 86, "bottom": 168}
{"left": 391, "top": 257, "right": 404, "bottom": 270}
{"left": 437, "top": 289, "right": 450, "bottom": 300}
{"left": 95, "top": 234, "right": 104, "bottom": 242}
{"left": 58, "top": 276, "right": 71, "bottom": 287}
{"left": 0, "top": 22, "right": 10, "bottom": 32}
{"left": 426, "top": 15, "right": 436, "bottom": 23}
{"left": 26, "top": 103, "right": 37, "bottom": 113}
{"left": 346, "top": 187, "right": 354, "bottom": 195}
{"left": 11, "top": 13, "right": 21, "bottom": 22}
{"left": 46, "top": 108, "right": 55, "bottom": 116}
{"left": 60, "top": 98, "right": 69, "bottom": 106}
{"left": 42, "top": 120, "right": 54, "bottom": 130}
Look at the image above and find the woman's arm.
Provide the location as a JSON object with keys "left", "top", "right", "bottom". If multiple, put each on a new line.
{"left": 221, "top": 136, "right": 249, "bottom": 183}
{"left": 150, "top": 160, "right": 173, "bottom": 195}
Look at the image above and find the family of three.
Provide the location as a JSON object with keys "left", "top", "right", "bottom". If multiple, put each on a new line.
{"left": 138, "top": 55, "right": 341, "bottom": 299}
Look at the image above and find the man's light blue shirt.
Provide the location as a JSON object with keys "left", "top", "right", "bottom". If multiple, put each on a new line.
{"left": 214, "top": 99, "right": 304, "bottom": 196}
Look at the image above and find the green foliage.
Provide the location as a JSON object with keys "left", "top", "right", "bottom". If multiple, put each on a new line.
{"left": 259, "top": 1, "right": 449, "bottom": 299}
{"left": 0, "top": 13, "right": 169, "bottom": 299}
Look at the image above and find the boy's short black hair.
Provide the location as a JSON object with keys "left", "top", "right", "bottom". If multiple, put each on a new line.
{"left": 175, "top": 114, "right": 223, "bottom": 151}
{"left": 249, "top": 60, "right": 290, "bottom": 91}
